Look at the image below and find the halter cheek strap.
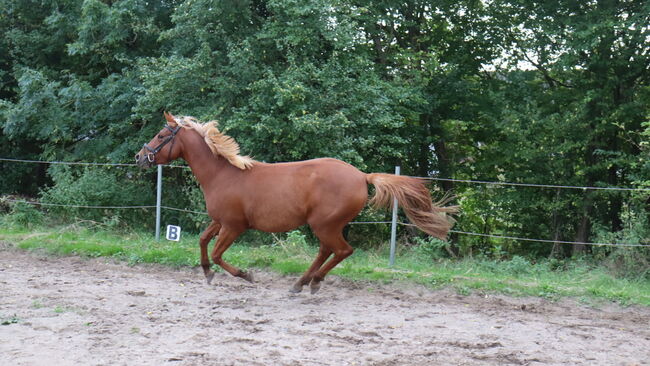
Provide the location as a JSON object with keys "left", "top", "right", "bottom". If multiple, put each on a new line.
{"left": 143, "top": 125, "right": 182, "bottom": 163}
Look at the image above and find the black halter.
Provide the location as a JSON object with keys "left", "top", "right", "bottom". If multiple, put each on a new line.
{"left": 142, "top": 124, "right": 182, "bottom": 163}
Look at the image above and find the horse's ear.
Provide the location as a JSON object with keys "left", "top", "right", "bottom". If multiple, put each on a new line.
{"left": 164, "top": 111, "right": 178, "bottom": 126}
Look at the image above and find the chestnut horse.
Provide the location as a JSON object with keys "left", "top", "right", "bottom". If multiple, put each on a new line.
{"left": 135, "top": 112, "right": 457, "bottom": 294}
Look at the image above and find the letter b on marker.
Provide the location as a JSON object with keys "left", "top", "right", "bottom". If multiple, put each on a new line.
{"left": 166, "top": 225, "right": 181, "bottom": 241}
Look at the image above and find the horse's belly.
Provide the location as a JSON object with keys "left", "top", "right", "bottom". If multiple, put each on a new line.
{"left": 242, "top": 197, "right": 306, "bottom": 232}
{"left": 249, "top": 210, "right": 307, "bottom": 233}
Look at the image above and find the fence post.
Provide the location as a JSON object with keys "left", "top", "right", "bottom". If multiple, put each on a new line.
{"left": 389, "top": 165, "right": 400, "bottom": 266}
{"left": 155, "top": 164, "right": 162, "bottom": 241}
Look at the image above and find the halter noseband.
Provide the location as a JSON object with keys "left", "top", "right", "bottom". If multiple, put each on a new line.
{"left": 143, "top": 124, "right": 182, "bottom": 163}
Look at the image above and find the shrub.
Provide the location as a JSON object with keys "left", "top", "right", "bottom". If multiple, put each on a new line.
{"left": 5, "top": 201, "right": 44, "bottom": 227}
{"left": 39, "top": 165, "right": 154, "bottom": 227}
{"left": 412, "top": 236, "right": 449, "bottom": 260}
{"left": 592, "top": 203, "right": 650, "bottom": 280}
{"left": 502, "top": 255, "right": 533, "bottom": 275}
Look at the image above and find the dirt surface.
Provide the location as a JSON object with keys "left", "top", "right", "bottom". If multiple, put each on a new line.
{"left": 1, "top": 247, "right": 649, "bottom": 366}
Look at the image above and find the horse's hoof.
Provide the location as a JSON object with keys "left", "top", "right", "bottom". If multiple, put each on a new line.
{"left": 289, "top": 284, "right": 303, "bottom": 294}
{"left": 205, "top": 271, "right": 215, "bottom": 285}
{"left": 310, "top": 280, "right": 321, "bottom": 294}
{"left": 240, "top": 271, "right": 254, "bottom": 283}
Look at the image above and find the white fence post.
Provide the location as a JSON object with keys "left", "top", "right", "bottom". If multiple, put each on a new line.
{"left": 155, "top": 164, "right": 162, "bottom": 241}
{"left": 389, "top": 165, "right": 400, "bottom": 266}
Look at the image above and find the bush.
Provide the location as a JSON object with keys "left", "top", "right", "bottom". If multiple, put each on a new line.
{"left": 39, "top": 165, "right": 154, "bottom": 227}
{"left": 502, "top": 255, "right": 533, "bottom": 275}
{"left": 5, "top": 201, "right": 44, "bottom": 227}
{"left": 412, "top": 236, "right": 449, "bottom": 260}
{"left": 345, "top": 207, "right": 392, "bottom": 248}
{"left": 478, "top": 255, "right": 533, "bottom": 275}
{"left": 592, "top": 203, "right": 650, "bottom": 280}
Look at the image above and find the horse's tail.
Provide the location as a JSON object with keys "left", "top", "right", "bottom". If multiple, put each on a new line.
{"left": 366, "top": 173, "right": 458, "bottom": 240}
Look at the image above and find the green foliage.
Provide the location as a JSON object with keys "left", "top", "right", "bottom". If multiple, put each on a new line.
{"left": 592, "top": 203, "right": 650, "bottom": 280}
{"left": 179, "top": 173, "right": 209, "bottom": 230}
{"left": 285, "top": 230, "right": 308, "bottom": 248}
{"left": 486, "top": 256, "right": 534, "bottom": 276}
{"left": 412, "top": 236, "right": 450, "bottom": 261}
{"left": 39, "top": 165, "right": 154, "bottom": 226}
{"left": 5, "top": 202, "right": 44, "bottom": 227}
{"left": 229, "top": 58, "right": 410, "bottom": 171}
{"left": 346, "top": 208, "right": 392, "bottom": 248}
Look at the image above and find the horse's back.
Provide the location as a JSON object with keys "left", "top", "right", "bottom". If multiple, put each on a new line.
{"left": 267, "top": 157, "right": 367, "bottom": 196}
{"left": 252, "top": 157, "right": 365, "bottom": 182}
{"left": 241, "top": 158, "right": 368, "bottom": 232}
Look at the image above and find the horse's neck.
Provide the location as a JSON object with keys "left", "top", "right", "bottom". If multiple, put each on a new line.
{"left": 181, "top": 133, "right": 237, "bottom": 190}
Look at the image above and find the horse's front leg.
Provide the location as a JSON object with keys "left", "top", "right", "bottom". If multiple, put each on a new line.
{"left": 211, "top": 226, "right": 253, "bottom": 283}
{"left": 199, "top": 220, "right": 221, "bottom": 284}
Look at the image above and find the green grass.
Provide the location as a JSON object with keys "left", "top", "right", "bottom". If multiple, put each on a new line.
{"left": 1, "top": 221, "right": 648, "bottom": 306}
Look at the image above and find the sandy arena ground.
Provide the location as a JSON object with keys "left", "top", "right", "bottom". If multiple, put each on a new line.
{"left": 1, "top": 245, "right": 649, "bottom": 366}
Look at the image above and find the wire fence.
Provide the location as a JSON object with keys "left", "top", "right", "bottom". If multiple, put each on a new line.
{"left": 3, "top": 198, "right": 156, "bottom": 210}
{"left": 2, "top": 157, "right": 649, "bottom": 248}
{"left": 420, "top": 176, "right": 650, "bottom": 192}
{"left": 4, "top": 157, "right": 649, "bottom": 191}
{"left": 0, "top": 157, "right": 138, "bottom": 167}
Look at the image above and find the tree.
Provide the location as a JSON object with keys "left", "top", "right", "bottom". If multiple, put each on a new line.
{"left": 482, "top": 0, "right": 650, "bottom": 254}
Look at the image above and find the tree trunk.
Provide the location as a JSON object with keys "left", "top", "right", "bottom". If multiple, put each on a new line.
{"left": 573, "top": 195, "right": 593, "bottom": 256}
{"left": 549, "top": 189, "right": 562, "bottom": 258}
{"left": 573, "top": 215, "right": 589, "bottom": 256}
{"left": 432, "top": 139, "right": 455, "bottom": 192}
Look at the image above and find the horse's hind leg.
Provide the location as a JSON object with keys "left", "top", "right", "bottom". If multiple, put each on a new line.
{"left": 308, "top": 228, "right": 354, "bottom": 294}
{"left": 200, "top": 221, "right": 221, "bottom": 284}
{"left": 290, "top": 246, "right": 332, "bottom": 293}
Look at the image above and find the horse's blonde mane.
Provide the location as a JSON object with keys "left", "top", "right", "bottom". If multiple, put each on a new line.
{"left": 175, "top": 116, "right": 254, "bottom": 170}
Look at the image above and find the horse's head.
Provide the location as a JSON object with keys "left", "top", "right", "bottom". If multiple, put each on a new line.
{"left": 135, "top": 112, "right": 184, "bottom": 168}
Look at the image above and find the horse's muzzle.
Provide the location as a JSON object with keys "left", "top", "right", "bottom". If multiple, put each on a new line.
{"left": 134, "top": 151, "right": 154, "bottom": 169}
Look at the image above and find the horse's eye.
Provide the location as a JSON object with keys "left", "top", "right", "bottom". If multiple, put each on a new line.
{"left": 158, "top": 134, "right": 164, "bottom": 139}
